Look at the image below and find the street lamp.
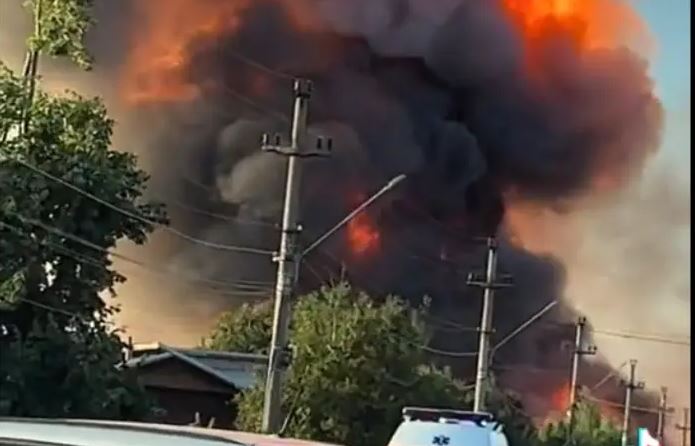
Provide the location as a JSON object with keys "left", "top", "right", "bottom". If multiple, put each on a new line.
{"left": 263, "top": 173, "right": 407, "bottom": 433}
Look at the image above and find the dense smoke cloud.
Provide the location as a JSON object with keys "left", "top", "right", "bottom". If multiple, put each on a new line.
{"left": 1, "top": 0, "right": 674, "bottom": 428}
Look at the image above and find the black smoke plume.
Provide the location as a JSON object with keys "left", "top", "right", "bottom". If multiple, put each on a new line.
{"left": 2, "top": 0, "right": 665, "bottom": 423}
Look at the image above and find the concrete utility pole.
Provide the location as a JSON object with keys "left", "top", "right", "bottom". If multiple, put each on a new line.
{"left": 260, "top": 79, "right": 331, "bottom": 434}
{"left": 620, "top": 359, "right": 645, "bottom": 446}
{"left": 567, "top": 317, "right": 597, "bottom": 436}
{"left": 676, "top": 408, "right": 691, "bottom": 446}
{"left": 467, "top": 237, "right": 512, "bottom": 412}
{"left": 657, "top": 387, "right": 673, "bottom": 444}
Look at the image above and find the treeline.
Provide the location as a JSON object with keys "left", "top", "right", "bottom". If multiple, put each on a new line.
{"left": 205, "top": 283, "right": 624, "bottom": 446}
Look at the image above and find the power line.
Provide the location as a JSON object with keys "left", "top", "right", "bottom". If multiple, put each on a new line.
{"left": 542, "top": 320, "right": 691, "bottom": 347}
{"left": 2, "top": 154, "right": 274, "bottom": 256}
{"left": 225, "top": 47, "right": 295, "bottom": 81}
{"left": 593, "top": 329, "right": 690, "bottom": 347}
{"left": 492, "top": 300, "right": 559, "bottom": 354}
{"left": 584, "top": 395, "right": 662, "bottom": 416}
{"left": 419, "top": 343, "right": 477, "bottom": 358}
{"left": 591, "top": 361, "right": 627, "bottom": 391}
{"left": 491, "top": 364, "right": 568, "bottom": 375}
{"left": 0, "top": 217, "right": 274, "bottom": 296}
{"left": 160, "top": 195, "right": 276, "bottom": 228}
{"left": 14, "top": 296, "right": 89, "bottom": 322}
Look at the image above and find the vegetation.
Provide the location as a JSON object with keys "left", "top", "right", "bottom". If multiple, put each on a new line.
{"left": 537, "top": 402, "right": 622, "bottom": 446}
{"left": 0, "top": 0, "right": 163, "bottom": 419}
{"left": 206, "top": 283, "right": 538, "bottom": 446}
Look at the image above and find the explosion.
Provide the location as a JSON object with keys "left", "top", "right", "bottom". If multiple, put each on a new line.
{"left": 121, "top": 0, "right": 251, "bottom": 104}
{"left": 109, "top": 0, "right": 663, "bottom": 420}
{"left": 501, "top": 0, "right": 649, "bottom": 50}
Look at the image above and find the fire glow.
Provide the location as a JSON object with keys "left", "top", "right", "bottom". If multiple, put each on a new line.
{"left": 347, "top": 212, "right": 381, "bottom": 257}
{"left": 501, "top": 0, "right": 649, "bottom": 50}
{"left": 550, "top": 382, "right": 570, "bottom": 413}
{"left": 121, "top": 0, "right": 251, "bottom": 105}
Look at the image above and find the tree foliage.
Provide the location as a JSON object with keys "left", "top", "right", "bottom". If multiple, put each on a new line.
{"left": 206, "top": 283, "right": 538, "bottom": 446}
{"left": 0, "top": 62, "right": 164, "bottom": 418}
{"left": 205, "top": 299, "right": 273, "bottom": 354}
{"left": 0, "top": 316, "right": 151, "bottom": 418}
{"left": 537, "top": 401, "right": 622, "bottom": 446}
{"left": 23, "top": 0, "right": 95, "bottom": 69}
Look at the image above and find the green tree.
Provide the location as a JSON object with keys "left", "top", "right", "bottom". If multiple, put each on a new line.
{"left": 0, "top": 61, "right": 165, "bottom": 418}
{"left": 19, "top": 0, "right": 94, "bottom": 131}
{"left": 206, "top": 283, "right": 537, "bottom": 446}
{"left": 23, "top": 0, "right": 95, "bottom": 69}
{"left": 205, "top": 299, "right": 273, "bottom": 354}
{"left": 537, "top": 401, "right": 621, "bottom": 446}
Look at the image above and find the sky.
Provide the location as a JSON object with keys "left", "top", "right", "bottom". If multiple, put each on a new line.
{"left": 635, "top": 0, "right": 691, "bottom": 169}
{"left": 581, "top": 1, "right": 691, "bottom": 436}
{"left": 636, "top": 0, "right": 691, "bottom": 105}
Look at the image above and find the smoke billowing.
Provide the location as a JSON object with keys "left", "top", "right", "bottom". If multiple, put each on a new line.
{"left": 3, "top": 0, "right": 685, "bottom": 433}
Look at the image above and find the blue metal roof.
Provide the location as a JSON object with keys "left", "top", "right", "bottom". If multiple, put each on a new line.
{"left": 124, "top": 344, "right": 267, "bottom": 390}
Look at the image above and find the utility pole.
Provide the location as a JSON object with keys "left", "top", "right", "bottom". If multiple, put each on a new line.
{"left": 466, "top": 237, "right": 512, "bottom": 412}
{"left": 657, "top": 387, "right": 673, "bottom": 444}
{"left": 567, "top": 317, "right": 597, "bottom": 438}
{"left": 676, "top": 408, "right": 691, "bottom": 446}
{"left": 260, "top": 79, "right": 331, "bottom": 433}
{"left": 620, "top": 359, "right": 645, "bottom": 446}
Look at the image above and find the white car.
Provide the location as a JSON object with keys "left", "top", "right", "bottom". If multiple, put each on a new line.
{"left": 387, "top": 407, "right": 510, "bottom": 446}
{"left": 0, "top": 418, "right": 342, "bottom": 446}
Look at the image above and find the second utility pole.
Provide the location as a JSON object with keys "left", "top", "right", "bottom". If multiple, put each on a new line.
{"left": 657, "top": 387, "right": 673, "bottom": 444}
{"left": 467, "top": 237, "right": 512, "bottom": 412}
{"left": 620, "top": 359, "right": 645, "bottom": 446}
{"left": 676, "top": 408, "right": 691, "bottom": 446}
{"left": 261, "top": 79, "right": 331, "bottom": 433}
{"left": 567, "top": 317, "right": 596, "bottom": 440}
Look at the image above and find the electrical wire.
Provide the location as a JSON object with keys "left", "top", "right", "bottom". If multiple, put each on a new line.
{"left": 16, "top": 296, "right": 86, "bottom": 321}
{"left": 221, "top": 84, "right": 291, "bottom": 123}
{"left": 0, "top": 217, "right": 274, "bottom": 296}
{"left": 583, "top": 395, "right": 663, "bottom": 415}
{"left": 590, "top": 361, "right": 627, "bottom": 391}
{"left": 491, "top": 364, "right": 568, "bottom": 375}
{"left": 419, "top": 344, "right": 477, "bottom": 358}
{"left": 541, "top": 320, "right": 690, "bottom": 347}
{"left": 301, "top": 258, "right": 328, "bottom": 285}
{"left": 592, "top": 329, "right": 690, "bottom": 347}
{"left": 419, "top": 312, "right": 479, "bottom": 333}
{"left": 492, "top": 300, "right": 560, "bottom": 353}
{"left": 2, "top": 154, "right": 274, "bottom": 256}
{"left": 155, "top": 195, "right": 276, "bottom": 228}
{"left": 225, "top": 47, "right": 295, "bottom": 81}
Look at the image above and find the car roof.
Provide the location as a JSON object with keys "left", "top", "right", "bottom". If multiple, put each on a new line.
{"left": 0, "top": 418, "right": 342, "bottom": 446}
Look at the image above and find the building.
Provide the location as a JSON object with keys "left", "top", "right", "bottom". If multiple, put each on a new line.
{"left": 124, "top": 343, "right": 267, "bottom": 428}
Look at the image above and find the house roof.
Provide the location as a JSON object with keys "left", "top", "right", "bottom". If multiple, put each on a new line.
{"left": 125, "top": 343, "right": 267, "bottom": 390}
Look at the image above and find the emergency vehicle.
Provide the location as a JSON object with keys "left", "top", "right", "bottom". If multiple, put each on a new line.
{"left": 387, "top": 407, "right": 510, "bottom": 446}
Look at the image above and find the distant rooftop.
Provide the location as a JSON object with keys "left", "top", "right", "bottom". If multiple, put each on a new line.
{"left": 124, "top": 342, "right": 267, "bottom": 390}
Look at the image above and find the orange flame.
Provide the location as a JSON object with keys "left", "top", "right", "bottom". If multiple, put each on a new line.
{"left": 121, "top": 0, "right": 251, "bottom": 105}
{"left": 501, "top": 0, "right": 649, "bottom": 51}
{"left": 347, "top": 211, "right": 381, "bottom": 256}
{"left": 550, "top": 382, "right": 571, "bottom": 412}
{"left": 501, "top": 0, "right": 652, "bottom": 89}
